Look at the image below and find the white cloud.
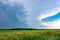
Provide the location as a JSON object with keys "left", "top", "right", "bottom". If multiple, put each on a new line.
{"left": 38, "top": 7, "right": 60, "bottom": 29}
{"left": 41, "top": 19, "right": 60, "bottom": 29}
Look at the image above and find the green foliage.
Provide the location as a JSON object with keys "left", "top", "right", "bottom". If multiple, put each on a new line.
{"left": 0, "top": 30, "right": 60, "bottom": 40}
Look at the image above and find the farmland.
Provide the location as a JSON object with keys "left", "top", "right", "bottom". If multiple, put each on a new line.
{"left": 0, "top": 29, "right": 60, "bottom": 40}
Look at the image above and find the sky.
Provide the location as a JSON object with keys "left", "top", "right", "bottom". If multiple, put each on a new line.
{"left": 0, "top": 0, "right": 60, "bottom": 29}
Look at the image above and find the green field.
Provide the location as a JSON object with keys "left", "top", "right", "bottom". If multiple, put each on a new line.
{"left": 0, "top": 30, "right": 60, "bottom": 40}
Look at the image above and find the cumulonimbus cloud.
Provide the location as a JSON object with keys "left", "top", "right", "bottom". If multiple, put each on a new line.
{"left": 0, "top": 0, "right": 29, "bottom": 29}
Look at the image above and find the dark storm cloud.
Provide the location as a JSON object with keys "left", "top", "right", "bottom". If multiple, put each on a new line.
{"left": 0, "top": 1, "right": 28, "bottom": 29}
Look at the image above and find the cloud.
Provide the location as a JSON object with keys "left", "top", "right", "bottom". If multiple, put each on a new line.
{"left": 41, "top": 19, "right": 60, "bottom": 29}
{"left": 0, "top": 0, "right": 60, "bottom": 29}
{"left": 0, "top": 0, "right": 29, "bottom": 29}
{"left": 24, "top": 0, "right": 60, "bottom": 28}
{"left": 39, "top": 8, "right": 60, "bottom": 29}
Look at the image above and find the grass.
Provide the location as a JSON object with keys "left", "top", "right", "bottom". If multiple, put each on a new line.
{"left": 0, "top": 29, "right": 60, "bottom": 40}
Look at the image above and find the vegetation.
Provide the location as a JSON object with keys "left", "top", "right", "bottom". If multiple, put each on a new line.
{"left": 0, "top": 29, "right": 60, "bottom": 40}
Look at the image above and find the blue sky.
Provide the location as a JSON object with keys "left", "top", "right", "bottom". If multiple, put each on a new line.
{"left": 42, "top": 12, "right": 60, "bottom": 22}
{"left": 0, "top": 0, "right": 60, "bottom": 29}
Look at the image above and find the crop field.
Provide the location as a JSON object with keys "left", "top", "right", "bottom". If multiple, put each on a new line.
{"left": 0, "top": 29, "right": 60, "bottom": 40}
